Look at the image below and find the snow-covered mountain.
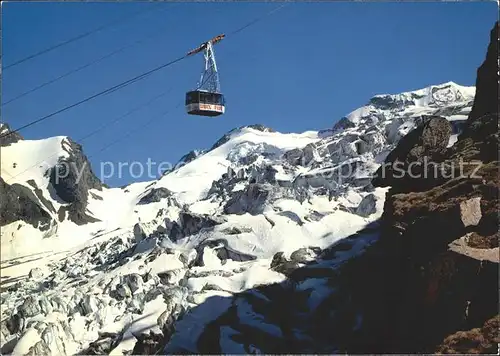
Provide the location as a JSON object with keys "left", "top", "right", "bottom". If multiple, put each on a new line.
{"left": 0, "top": 81, "right": 478, "bottom": 355}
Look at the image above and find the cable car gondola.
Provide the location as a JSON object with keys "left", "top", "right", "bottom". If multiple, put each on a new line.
{"left": 185, "top": 34, "right": 226, "bottom": 117}
{"left": 185, "top": 90, "right": 225, "bottom": 117}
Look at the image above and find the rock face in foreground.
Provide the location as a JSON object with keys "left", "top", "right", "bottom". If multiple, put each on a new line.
{"left": 436, "top": 315, "right": 500, "bottom": 354}
{"left": 461, "top": 21, "right": 499, "bottom": 143}
{"left": 358, "top": 21, "right": 499, "bottom": 353}
{"left": 372, "top": 115, "right": 452, "bottom": 192}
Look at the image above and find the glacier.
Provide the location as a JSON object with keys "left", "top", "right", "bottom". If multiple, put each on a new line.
{"left": 0, "top": 81, "right": 477, "bottom": 355}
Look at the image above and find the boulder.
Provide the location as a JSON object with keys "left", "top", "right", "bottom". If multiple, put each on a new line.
{"left": 28, "top": 268, "right": 44, "bottom": 280}
{"left": 138, "top": 188, "right": 174, "bottom": 205}
{"left": 26, "top": 341, "right": 51, "bottom": 356}
{"left": 133, "top": 223, "right": 147, "bottom": 243}
{"left": 116, "top": 284, "right": 131, "bottom": 299}
{"left": 178, "top": 211, "right": 224, "bottom": 237}
{"left": 19, "top": 296, "right": 41, "bottom": 318}
{"left": 435, "top": 315, "right": 499, "bottom": 354}
{"left": 123, "top": 273, "right": 143, "bottom": 293}
{"left": 224, "top": 184, "right": 273, "bottom": 215}
{"left": 81, "top": 332, "right": 123, "bottom": 355}
{"left": 355, "top": 194, "right": 377, "bottom": 218}
{"left": 459, "top": 197, "right": 482, "bottom": 228}
{"left": 283, "top": 148, "right": 303, "bottom": 166}
{"left": 79, "top": 295, "right": 100, "bottom": 316}
{"left": 4, "top": 314, "right": 22, "bottom": 335}
{"left": 372, "top": 116, "right": 452, "bottom": 192}
{"left": 270, "top": 252, "right": 287, "bottom": 269}
{"left": 132, "top": 331, "right": 165, "bottom": 355}
{"left": 302, "top": 143, "right": 318, "bottom": 167}
{"left": 289, "top": 247, "right": 320, "bottom": 263}
{"left": 157, "top": 269, "right": 186, "bottom": 286}
{"left": 38, "top": 296, "right": 53, "bottom": 315}
{"left": 332, "top": 117, "right": 356, "bottom": 131}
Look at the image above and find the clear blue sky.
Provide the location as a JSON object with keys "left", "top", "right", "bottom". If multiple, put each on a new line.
{"left": 2, "top": 2, "right": 497, "bottom": 187}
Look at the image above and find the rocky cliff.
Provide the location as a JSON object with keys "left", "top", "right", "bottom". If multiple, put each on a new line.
{"left": 347, "top": 21, "right": 499, "bottom": 353}
{"left": 1, "top": 134, "right": 102, "bottom": 229}
{"left": 0, "top": 123, "right": 23, "bottom": 147}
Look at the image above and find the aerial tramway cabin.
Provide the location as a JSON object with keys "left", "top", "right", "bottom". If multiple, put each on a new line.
{"left": 185, "top": 34, "right": 226, "bottom": 118}
{"left": 185, "top": 90, "right": 225, "bottom": 117}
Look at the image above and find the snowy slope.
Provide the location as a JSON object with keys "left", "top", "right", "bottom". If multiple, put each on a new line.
{"left": 155, "top": 128, "right": 320, "bottom": 205}
{"left": 1, "top": 136, "right": 72, "bottom": 262}
{"left": 0, "top": 82, "right": 476, "bottom": 355}
{"left": 1, "top": 136, "right": 70, "bottom": 187}
{"left": 0, "top": 133, "right": 156, "bottom": 283}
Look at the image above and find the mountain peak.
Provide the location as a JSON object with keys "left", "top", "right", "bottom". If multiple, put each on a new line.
{"left": 368, "top": 81, "right": 475, "bottom": 110}
{"left": 209, "top": 124, "right": 276, "bottom": 152}
{"left": 0, "top": 123, "right": 24, "bottom": 147}
{"left": 334, "top": 82, "right": 476, "bottom": 130}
